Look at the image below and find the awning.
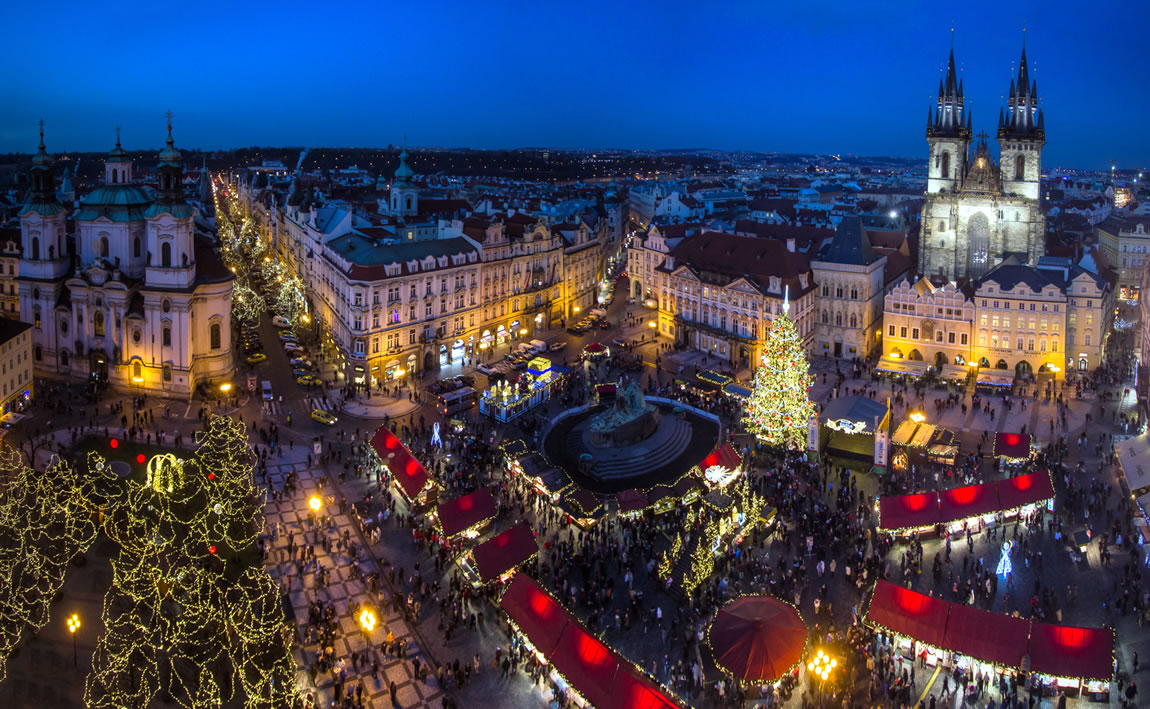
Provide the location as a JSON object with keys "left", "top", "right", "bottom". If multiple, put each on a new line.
{"left": 864, "top": 580, "right": 949, "bottom": 648}
{"left": 723, "top": 383, "right": 752, "bottom": 399}
{"left": 938, "top": 483, "right": 999, "bottom": 521}
{"left": 942, "top": 603, "right": 1030, "bottom": 668}
{"left": 370, "top": 427, "right": 433, "bottom": 501}
{"left": 976, "top": 369, "right": 1014, "bottom": 387}
{"left": 1117, "top": 433, "right": 1150, "bottom": 493}
{"left": 994, "top": 471, "right": 1055, "bottom": 510}
{"left": 876, "top": 356, "right": 929, "bottom": 377}
{"left": 1028, "top": 622, "right": 1115, "bottom": 681}
{"left": 473, "top": 522, "right": 538, "bottom": 584}
{"left": 994, "top": 432, "right": 1031, "bottom": 459}
{"left": 549, "top": 624, "right": 621, "bottom": 709}
{"left": 499, "top": 574, "right": 568, "bottom": 657}
{"left": 878, "top": 492, "right": 941, "bottom": 531}
{"left": 616, "top": 489, "right": 649, "bottom": 515}
{"left": 938, "top": 364, "right": 970, "bottom": 381}
{"left": 436, "top": 488, "right": 497, "bottom": 538}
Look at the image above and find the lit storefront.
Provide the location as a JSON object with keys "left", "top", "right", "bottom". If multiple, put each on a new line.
{"left": 877, "top": 471, "right": 1055, "bottom": 537}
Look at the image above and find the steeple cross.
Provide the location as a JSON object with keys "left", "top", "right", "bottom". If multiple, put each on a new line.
{"left": 115, "top": 125, "right": 122, "bottom": 147}
{"left": 975, "top": 130, "right": 989, "bottom": 143}
{"left": 38, "top": 118, "right": 45, "bottom": 141}
{"left": 165, "top": 110, "right": 174, "bottom": 139}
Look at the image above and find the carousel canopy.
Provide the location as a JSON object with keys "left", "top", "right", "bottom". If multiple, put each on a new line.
{"left": 706, "top": 596, "right": 808, "bottom": 683}
{"left": 473, "top": 522, "right": 538, "bottom": 584}
{"left": 436, "top": 487, "right": 497, "bottom": 538}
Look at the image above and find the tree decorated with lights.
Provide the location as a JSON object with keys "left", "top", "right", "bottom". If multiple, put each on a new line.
{"left": 231, "top": 283, "right": 265, "bottom": 326}
{"left": 745, "top": 287, "right": 815, "bottom": 449}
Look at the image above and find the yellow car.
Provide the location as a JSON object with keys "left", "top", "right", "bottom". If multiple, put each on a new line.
{"left": 245, "top": 353, "right": 267, "bottom": 364}
{"left": 311, "top": 409, "right": 337, "bottom": 425}
{"left": 297, "top": 375, "right": 320, "bottom": 387}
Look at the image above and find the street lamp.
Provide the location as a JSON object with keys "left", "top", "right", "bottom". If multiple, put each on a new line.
{"left": 909, "top": 410, "right": 926, "bottom": 424}
{"left": 808, "top": 648, "right": 837, "bottom": 698}
{"left": 308, "top": 496, "right": 322, "bottom": 514}
{"left": 66, "top": 613, "right": 81, "bottom": 667}
{"left": 219, "top": 383, "right": 232, "bottom": 394}
{"left": 358, "top": 607, "right": 377, "bottom": 636}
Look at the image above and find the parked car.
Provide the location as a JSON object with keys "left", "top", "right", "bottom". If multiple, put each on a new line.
{"left": 311, "top": 409, "right": 337, "bottom": 425}
{"left": 598, "top": 320, "right": 611, "bottom": 329}
{"left": 272, "top": 315, "right": 291, "bottom": 328}
{"left": 566, "top": 326, "right": 585, "bottom": 335}
{"left": 284, "top": 344, "right": 304, "bottom": 354}
{"left": 549, "top": 341, "right": 568, "bottom": 351}
{"left": 278, "top": 332, "right": 298, "bottom": 342}
{"left": 477, "top": 363, "right": 498, "bottom": 375}
{"left": 292, "top": 368, "right": 316, "bottom": 378}
{"left": 611, "top": 337, "right": 627, "bottom": 347}
{"left": 290, "top": 357, "right": 313, "bottom": 368}
{"left": 296, "top": 374, "right": 320, "bottom": 387}
{"left": 511, "top": 359, "right": 528, "bottom": 371}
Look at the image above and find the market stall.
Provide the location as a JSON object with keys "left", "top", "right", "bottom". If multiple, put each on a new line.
{"left": 435, "top": 488, "right": 497, "bottom": 540}
{"left": 616, "top": 489, "right": 649, "bottom": 517}
{"left": 564, "top": 489, "right": 604, "bottom": 529}
{"left": 891, "top": 421, "right": 959, "bottom": 471}
{"left": 976, "top": 369, "right": 1014, "bottom": 389}
{"left": 864, "top": 580, "right": 1113, "bottom": 697}
{"left": 816, "top": 395, "right": 890, "bottom": 462}
{"left": 480, "top": 357, "right": 569, "bottom": 423}
{"left": 369, "top": 426, "right": 438, "bottom": 507}
{"left": 878, "top": 471, "right": 1055, "bottom": 535}
{"left": 937, "top": 363, "right": 971, "bottom": 384}
{"left": 698, "top": 442, "right": 743, "bottom": 489}
{"left": 876, "top": 356, "right": 929, "bottom": 378}
{"left": 994, "top": 432, "right": 1033, "bottom": 471}
{"left": 1115, "top": 433, "right": 1150, "bottom": 495}
{"left": 510, "top": 452, "right": 571, "bottom": 501}
{"left": 722, "top": 382, "right": 752, "bottom": 400}
{"left": 469, "top": 521, "right": 539, "bottom": 586}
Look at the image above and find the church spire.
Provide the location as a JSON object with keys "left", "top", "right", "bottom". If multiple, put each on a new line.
{"left": 28, "top": 119, "right": 57, "bottom": 205}
{"left": 393, "top": 137, "right": 414, "bottom": 185}
{"left": 932, "top": 40, "right": 968, "bottom": 138}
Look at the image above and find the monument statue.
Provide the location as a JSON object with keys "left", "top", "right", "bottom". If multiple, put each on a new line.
{"left": 589, "top": 380, "right": 660, "bottom": 446}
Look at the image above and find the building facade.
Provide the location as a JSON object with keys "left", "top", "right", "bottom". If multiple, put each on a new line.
{"left": 918, "top": 47, "right": 1045, "bottom": 280}
{"left": 811, "top": 217, "right": 889, "bottom": 360}
{"left": 18, "top": 126, "right": 233, "bottom": 396}
{"left": 0, "top": 318, "right": 33, "bottom": 414}
{"left": 882, "top": 279, "right": 974, "bottom": 369}
{"left": 1095, "top": 215, "right": 1150, "bottom": 302}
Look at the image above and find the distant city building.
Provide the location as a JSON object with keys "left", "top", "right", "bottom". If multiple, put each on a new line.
{"left": 1095, "top": 215, "right": 1150, "bottom": 302}
{"left": 0, "top": 318, "right": 33, "bottom": 414}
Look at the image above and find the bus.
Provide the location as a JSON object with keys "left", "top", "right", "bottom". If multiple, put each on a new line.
{"left": 435, "top": 386, "right": 478, "bottom": 416}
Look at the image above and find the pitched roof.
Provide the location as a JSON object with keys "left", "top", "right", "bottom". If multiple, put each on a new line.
{"left": 663, "top": 231, "right": 814, "bottom": 298}
{"left": 0, "top": 318, "right": 31, "bottom": 346}
{"left": 816, "top": 217, "right": 879, "bottom": 266}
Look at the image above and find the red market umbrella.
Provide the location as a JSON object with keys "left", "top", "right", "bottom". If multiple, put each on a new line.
{"left": 707, "top": 596, "right": 807, "bottom": 683}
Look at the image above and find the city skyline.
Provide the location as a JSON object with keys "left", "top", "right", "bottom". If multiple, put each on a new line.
{"left": 1, "top": 0, "right": 1147, "bottom": 169}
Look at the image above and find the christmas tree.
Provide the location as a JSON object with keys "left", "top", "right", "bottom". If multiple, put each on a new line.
{"left": 745, "top": 289, "right": 815, "bottom": 449}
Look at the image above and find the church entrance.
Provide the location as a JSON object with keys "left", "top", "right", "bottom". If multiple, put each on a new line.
{"left": 968, "top": 213, "right": 990, "bottom": 278}
{"left": 833, "top": 341, "right": 842, "bottom": 358}
{"left": 89, "top": 351, "right": 108, "bottom": 382}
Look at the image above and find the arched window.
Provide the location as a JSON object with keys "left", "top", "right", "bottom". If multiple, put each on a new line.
{"left": 30, "top": 238, "right": 39, "bottom": 260}
{"left": 835, "top": 312, "right": 843, "bottom": 326}
{"left": 210, "top": 322, "right": 221, "bottom": 350}
{"left": 940, "top": 151, "right": 950, "bottom": 178}
{"left": 405, "top": 197, "right": 412, "bottom": 211}
{"left": 61, "top": 350, "right": 69, "bottom": 367}
{"left": 133, "top": 237, "right": 141, "bottom": 258}
{"left": 835, "top": 286, "right": 843, "bottom": 298}
{"left": 112, "top": 170, "right": 118, "bottom": 184}
{"left": 938, "top": 220, "right": 946, "bottom": 232}
{"left": 162, "top": 327, "right": 171, "bottom": 347}
{"left": 93, "top": 311, "right": 105, "bottom": 337}
{"left": 132, "top": 360, "right": 142, "bottom": 379}
{"left": 850, "top": 313, "right": 857, "bottom": 328}
{"left": 99, "top": 237, "right": 109, "bottom": 258}
{"left": 821, "top": 310, "right": 828, "bottom": 324}
{"left": 161, "top": 242, "right": 172, "bottom": 268}
{"left": 850, "top": 288, "right": 858, "bottom": 300}
{"left": 1015, "top": 155, "right": 1025, "bottom": 180}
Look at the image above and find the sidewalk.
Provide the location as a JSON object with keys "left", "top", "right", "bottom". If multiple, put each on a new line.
{"left": 340, "top": 395, "right": 422, "bottom": 420}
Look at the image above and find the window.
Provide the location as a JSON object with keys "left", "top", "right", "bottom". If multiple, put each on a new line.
{"left": 940, "top": 151, "right": 950, "bottom": 178}
{"left": 133, "top": 237, "right": 141, "bottom": 258}
{"left": 899, "top": 326, "right": 907, "bottom": 338}
{"left": 390, "top": 309, "right": 399, "bottom": 324}
{"left": 100, "top": 237, "right": 109, "bottom": 258}
{"left": 162, "top": 328, "right": 171, "bottom": 347}
{"left": 210, "top": 322, "right": 221, "bottom": 350}
{"left": 822, "top": 311, "right": 829, "bottom": 324}
{"left": 162, "top": 299, "right": 171, "bottom": 313}
{"left": 94, "top": 311, "right": 105, "bottom": 337}
{"left": 1015, "top": 154, "right": 1025, "bottom": 180}
{"left": 132, "top": 361, "right": 142, "bottom": 380}
{"left": 1017, "top": 337, "right": 1023, "bottom": 351}
{"left": 836, "top": 286, "right": 843, "bottom": 298}
{"left": 936, "top": 332, "right": 943, "bottom": 342}
{"left": 1084, "top": 333, "right": 1091, "bottom": 346}
{"left": 30, "top": 238, "right": 39, "bottom": 260}
{"left": 888, "top": 325, "right": 895, "bottom": 337}
{"left": 409, "top": 329, "right": 416, "bottom": 345}
{"left": 849, "top": 313, "right": 857, "bottom": 328}
{"left": 1027, "top": 338, "right": 1035, "bottom": 351}
{"left": 960, "top": 333, "right": 967, "bottom": 345}
{"left": 912, "top": 328, "right": 919, "bottom": 339}
{"left": 161, "top": 242, "right": 172, "bottom": 267}
{"left": 835, "top": 313, "right": 842, "bottom": 326}
{"left": 162, "top": 364, "right": 172, "bottom": 381}
{"left": 948, "top": 332, "right": 956, "bottom": 344}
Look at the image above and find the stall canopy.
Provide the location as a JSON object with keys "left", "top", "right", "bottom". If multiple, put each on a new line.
{"left": 706, "top": 596, "right": 808, "bottom": 683}
{"left": 938, "top": 363, "right": 970, "bottom": 381}
{"left": 370, "top": 427, "right": 433, "bottom": 501}
{"left": 994, "top": 471, "right": 1055, "bottom": 511}
{"left": 723, "top": 383, "right": 752, "bottom": 399}
{"left": 701, "top": 443, "right": 741, "bottom": 473}
{"left": 938, "top": 484, "right": 999, "bottom": 522}
{"left": 567, "top": 489, "right": 602, "bottom": 518}
{"left": 697, "top": 370, "right": 732, "bottom": 388}
{"left": 1027, "top": 622, "right": 1115, "bottom": 681}
{"left": 878, "top": 492, "right": 941, "bottom": 531}
{"left": 994, "top": 432, "right": 1032, "bottom": 460}
{"left": 865, "top": 580, "right": 949, "bottom": 648}
{"left": 977, "top": 369, "right": 1014, "bottom": 387}
{"left": 499, "top": 574, "right": 568, "bottom": 657}
{"left": 437, "top": 488, "right": 497, "bottom": 538}
{"left": 876, "top": 356, "right": 929, "bottom": 377}
{"left": 942, "top": 603, "right": 1029, "bottom": 668}
{"left": 550, "top": 624, "right": 621, "bottom": 709}
{"left": 473, "top": 522, "right": 538, "bottom": 584}
{"left": 617, "top": 489, "right": 649, "bottom": 515}
{"left": 1116, "top": 433, "right": 1150, "bottom": 493}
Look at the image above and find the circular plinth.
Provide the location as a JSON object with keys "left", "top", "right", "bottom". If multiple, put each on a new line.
{"left": 541, "top": 399, "right": 719, "bottom": 494}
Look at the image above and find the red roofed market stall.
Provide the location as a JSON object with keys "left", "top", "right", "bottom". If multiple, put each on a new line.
{"left": 469, "top": 521, "right": 539, "bottom": 585}
{"left": 864, "top": 581, "right": 1113, "bottom": 700}
{"left": 705, "top": 596, "right": 808, "bottom": 684}
{"left": 878, "top": 471, "right": 1055, "bottom": 536}
{"left": 369, "top": 426, "right": 438, "bottom": 506}
{"left": 499, "top": 575, "right": 685, "bottom": 708}
{"left": 435, "top": 488, "right": 497, "bottom": 539}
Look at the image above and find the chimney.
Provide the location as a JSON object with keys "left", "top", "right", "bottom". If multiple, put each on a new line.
{"left": 786, "top": 238, "right": 796, "bottom": 253}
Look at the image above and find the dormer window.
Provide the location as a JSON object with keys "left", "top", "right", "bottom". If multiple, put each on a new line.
{"left": 769, "top": 276, "right": 781, "bottom": 293}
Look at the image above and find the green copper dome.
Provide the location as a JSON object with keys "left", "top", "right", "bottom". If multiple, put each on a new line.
{"left": 75, "top": 184, "right": 152, "bottom": 222}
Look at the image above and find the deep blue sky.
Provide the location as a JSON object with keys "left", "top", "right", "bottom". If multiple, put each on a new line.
{"left": 1, "top": 0, "right": 1145, "bottom": 169}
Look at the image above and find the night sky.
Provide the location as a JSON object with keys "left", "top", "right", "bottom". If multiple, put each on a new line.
{"left": 1, "top": 0, "right": 1145, "bottom": 169}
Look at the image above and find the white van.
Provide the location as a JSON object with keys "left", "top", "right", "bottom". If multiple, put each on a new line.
{"left": 261, "top": 380, "right": 273, "bottom": 401}
{"left": 529, "top": 339, "right": 547, "bottom": 354}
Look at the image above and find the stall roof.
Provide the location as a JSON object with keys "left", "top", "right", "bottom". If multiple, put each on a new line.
{"left": 700, "top": 442, "right": 741, "bottom": 473}
{"left": 910, "top": 423, "right": 936, "bottom": 449}
{"left": 865, "top": 581, "right": 949, "bottom": 648}
{"left": 876, "top": 356, "right": 929, "bottom": 377}
{"left": 501, "top": 439, "right": 529, "bottom": 458}
{"left": 942, "top": 604, "right": 1029, "bottom": 668}
{"left": 878, "top": 492, "right": 941, "bottom": 531}
{"left": 370, "top": 427, "right": 433, "bottom": 501}
{"left": 892, "top": 421, "right": 918, "bottom": 446}
{"left": 697, "top": 370, "right": 732, "bottom": 387}
{"left": 977, "top": 369, "right": 1014, "bottom": 387}
{"left": 567, "top": 489, "right": 602, "bottom": 517}
{"left": 473, "top": 522, "right": 538, "bottom": 584}
{"left": 610, "top": 671, "right": 684, "bottom": 709}
{"left": 938, "top": 363, "right": 970, "bottom": 381}
{"left": 723, "top": 383, "right": 752, "bottom": 399}
{"left": 1117, "top": 433, "right": 1150, "bottom": 493}
{"left": 938, "top": 483, "right": 1000, "bottom": 521}
{"left": 617, "top": 489, "right": 649, "bottom": 514}
{"left": 994, "top": 432, "right": 1032, "bottom": 459}
{"left": 499, "top": 574, "right": 569, "bottom": 658}
{"left": 550, "top": 623, "right": 621, "bottom": 709}
{"left": 1028, "top": 621, "right": 1115, "bottom": 681}
{"left": 437, "top": 488, "right": 497, "bottom": 538}
{"left": 994, "top": 471, "right": 1055, "bottom": 511}
{"left": 819, "top": 395, "right": 889, "bottom": 435}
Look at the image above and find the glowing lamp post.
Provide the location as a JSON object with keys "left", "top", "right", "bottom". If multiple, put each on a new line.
{"left": 807, "top": 649, "right": 837, "bottom": 696}
{"left": 909, "top": 410, "right": 926, "bottom": 424}
{"left": 358, "top": 607, "right": 377, "bottom": 640}
{"left": 66, "top": 613, "right": 81, "bottom": 667}
{"left": 308, "top": 495, "right": 322, "bottom": 514}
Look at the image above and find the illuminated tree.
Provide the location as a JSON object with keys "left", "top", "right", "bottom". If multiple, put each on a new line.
{"left": 745, "top": 296, "right": 815, "bottom": 449}
{"left": 231, "top": 283, "right": 265, "bottom": 325}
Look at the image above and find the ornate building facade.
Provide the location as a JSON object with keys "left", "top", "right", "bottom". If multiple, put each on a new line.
{"left": 918, "top": 47, "right": 1045, "bottom": 280}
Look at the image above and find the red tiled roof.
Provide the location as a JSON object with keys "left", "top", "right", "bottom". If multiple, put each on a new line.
{"left": 665, "top": 231, "right": 815, "bottom": 297}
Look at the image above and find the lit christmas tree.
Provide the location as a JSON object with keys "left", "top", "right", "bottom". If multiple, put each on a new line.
{"left": 745, "top": 289, "right": 815, "bottom": 449}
